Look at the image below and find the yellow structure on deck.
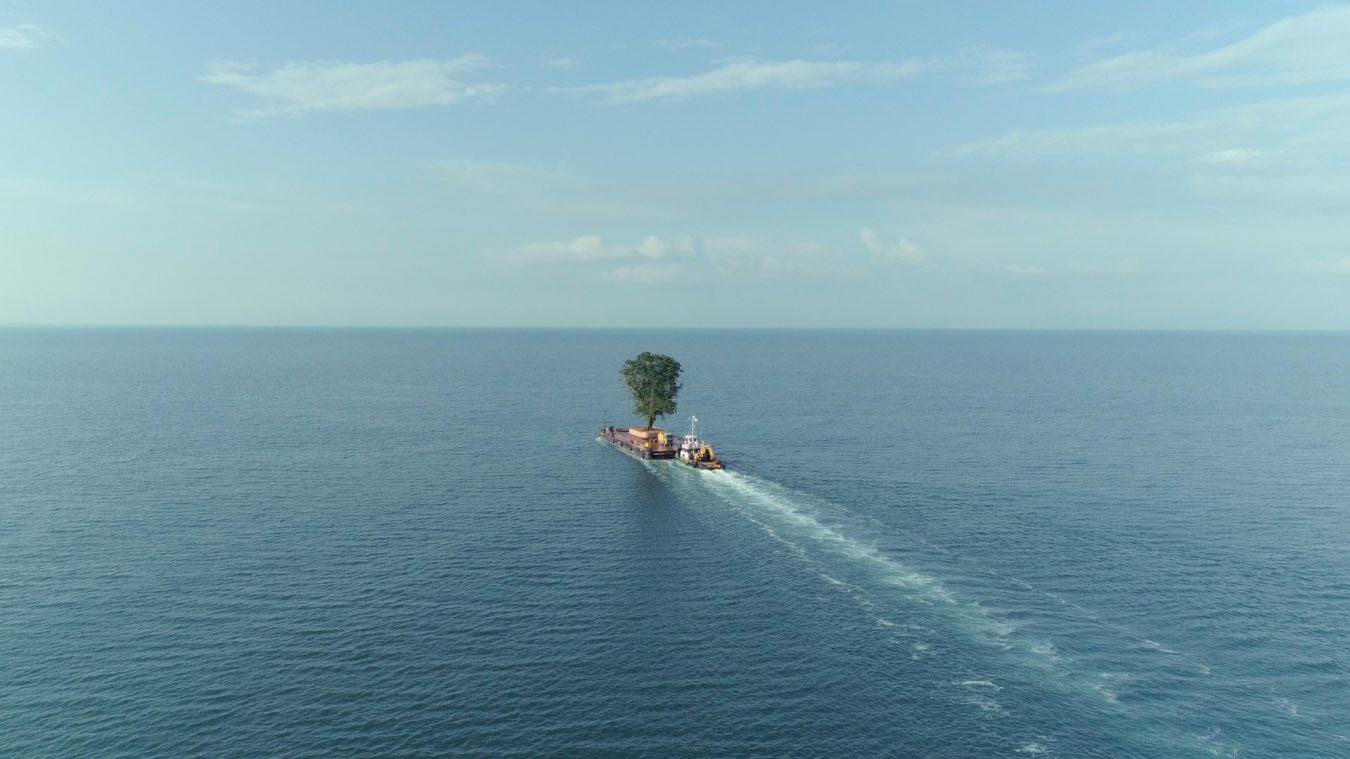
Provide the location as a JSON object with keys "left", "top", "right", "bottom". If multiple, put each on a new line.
{"left": 627, "top": 428, "right": 668, "bottom": 449}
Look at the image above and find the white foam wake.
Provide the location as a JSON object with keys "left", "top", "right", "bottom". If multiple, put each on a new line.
{"left": 714, "top": 472, "right": 957, "bottom": 603}
{"left": 687, "top": 469, "right": 1034, "bottom": 652}
{"left": 655, "top": 464, "right": 1217, "bottom": 725}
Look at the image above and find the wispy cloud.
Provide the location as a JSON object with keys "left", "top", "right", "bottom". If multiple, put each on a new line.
{"left": 500, "top": 229, "right": 938, "bottom": 282}
{"left": 200, "top": 57, "right": 499, "bottom": 119}
{"left": 1050, "top": 6, "right": 1350, "bottom": 91}
{"left": 0, "top": 24, "right": 49, "bottom": 51}
{"left": 509, "top": 234, "right": 677, "bottom": 263}
{"left": 543, "top": 56, "right": 579, "bottom": 69}
{"left": 1201, "top": 148, "right": 1261, "bottom": 165}
{"left": 949, "top": 116, "right": 1222, "bottom": 161}
{"left": 654, "top": 38, "right": 720, "bottom": 51}
{"left": 499, "top": 233, "right": 752, "bottom": 279}
{"left": 557, "top": 57, "right": 922, "bottom": 103}
{"left": 860, "top": 228, "right": 929, "bottom": 266}
{"left": 942, "top": 93, "right": 1350, "bottom": 214}
{"left": 505, "top": 234, "right": 758, "bottom": 268}
{"left": 946, "top": 94, "right": 1350, "bottom": 165}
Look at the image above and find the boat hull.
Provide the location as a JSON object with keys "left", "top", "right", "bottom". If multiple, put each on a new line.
{"left": 674, "top": 458, "right": 723, "bottom": 471}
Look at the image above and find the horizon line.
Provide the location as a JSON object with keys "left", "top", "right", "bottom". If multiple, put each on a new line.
{"left": 3, "top": 323, "right": 1350, "bottom": 334}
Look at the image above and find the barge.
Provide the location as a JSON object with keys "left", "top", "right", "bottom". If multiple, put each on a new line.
{"left": 600, "top": 416, "right": 724, "bottom": 470}
{"left": 599, "top": 425, "right": 677, "bottom": 460}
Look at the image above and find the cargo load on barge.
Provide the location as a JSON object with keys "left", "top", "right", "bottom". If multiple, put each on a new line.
{"left": 598, "top": 425, "right": 677, "bottom": 460}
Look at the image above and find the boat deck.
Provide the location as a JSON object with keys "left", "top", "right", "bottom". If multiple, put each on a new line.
{"left": 599, "top": 426, "right": 676, "bottom": 460}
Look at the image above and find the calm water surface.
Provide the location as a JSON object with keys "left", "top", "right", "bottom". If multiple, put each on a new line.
{"left": 1, "top": 329, "right": 1346, "bottom": 757}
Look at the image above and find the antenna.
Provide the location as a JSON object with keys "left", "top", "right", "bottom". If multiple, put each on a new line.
{"left": 689, "top": 415, "right": 699, "bottom": 439}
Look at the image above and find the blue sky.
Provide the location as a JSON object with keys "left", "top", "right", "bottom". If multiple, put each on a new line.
{"left": 4, "top": 1, "right": 1350, "bottom": 328}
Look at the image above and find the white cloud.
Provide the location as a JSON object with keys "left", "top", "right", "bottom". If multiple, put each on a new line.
{"left": 542, "top": 234, "right": 609, "bottom": 261}
{"left": 654, "top": 38, "right": 720, "bottom": 51}
{"left": 1201, "top": 148, "right": 1261, "bottom": 165}
{"left": 0, "top": 24, "right": 47, "bottom": 51}
{"left": 516, "top": 234, "right": 622, "bottom": 263}
{"left": 500, "top": 234, "right": 706, "bottom": 284}
{"left": 558, "top": 57, "right": 922, "bottom": 103}
{"left": 1051, "top": 6, "right": 1350, "bottom": 91}
{"left": 509, "top": 234, "right": 694, "bottom": 264}
{"left": 544, "top": 57, "right": 579, "bottom": 68}
{"left": 554, "top": 47, "right": 1029, "bottom": 104}
{"left": 498, "top": 233, "right": 882, "bottom": 281}
{"left": 950, "top": 118, "right": 1216, "bottom": 161}
{"left": 947, "top": 94, "right": 1350, "bottom": 167}
{"left": 860, "top": 228, "right": 928, "bottom": 266}
{"left": 200, "top": 57, "right": 499, "bottom": 118}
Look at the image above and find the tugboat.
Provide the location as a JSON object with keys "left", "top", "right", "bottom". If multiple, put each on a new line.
{"left": 674, "top": 416, "right": 724, "bottom": 471}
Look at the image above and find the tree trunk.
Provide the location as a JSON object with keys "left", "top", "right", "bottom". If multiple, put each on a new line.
{"left": 646, "top": 414, "right": 655, "bottom": 430}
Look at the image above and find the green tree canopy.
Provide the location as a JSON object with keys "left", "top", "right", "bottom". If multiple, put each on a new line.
{"left": 621, "top": 352, "right": 682, "bottom": 430}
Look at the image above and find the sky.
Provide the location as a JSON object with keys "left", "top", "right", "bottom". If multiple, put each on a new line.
{"left": 3, "top": 1, "right": 1350, "bottom": 328}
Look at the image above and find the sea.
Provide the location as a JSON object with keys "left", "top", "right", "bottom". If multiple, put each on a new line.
{"left": 1, "top": 328, "right": 1346, "bottom": 757}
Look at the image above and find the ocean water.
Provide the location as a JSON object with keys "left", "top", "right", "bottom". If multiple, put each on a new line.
{"left": 1, "top": 328, "right": 1347, "bottom": 757}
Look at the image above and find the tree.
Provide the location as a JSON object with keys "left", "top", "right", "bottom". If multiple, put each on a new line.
{"left": 621, "top": 352, "right": 682, "bottom": 430}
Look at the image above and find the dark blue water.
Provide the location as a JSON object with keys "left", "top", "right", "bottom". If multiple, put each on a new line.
{"left": 2, "top": 329, "right": 1346, "bottom": 757}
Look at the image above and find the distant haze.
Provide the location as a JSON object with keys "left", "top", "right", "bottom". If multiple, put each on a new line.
{"left": 3, "top": 2, "right": 1350, "bottom": 329}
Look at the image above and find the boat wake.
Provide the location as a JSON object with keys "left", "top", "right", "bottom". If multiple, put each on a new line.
{"left": 713, "top": 471, "right": 960, "bottom": 606}
{"left": 650, "top": 465, "right": 1224, "bottom": 726}
{"left": 695, "top": 470, "right": 1017, "bottom": 643}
